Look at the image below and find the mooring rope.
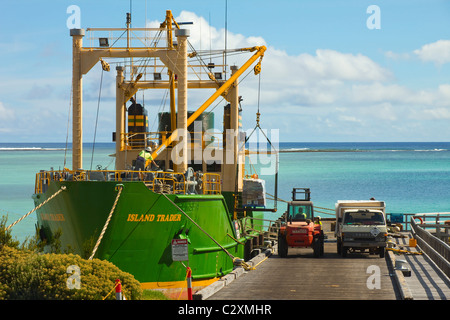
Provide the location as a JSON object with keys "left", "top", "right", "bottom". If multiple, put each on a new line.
{"left": 89, "top": 185, "right": 123, "bottom": 260}
{"left": 161, "top": 193, "right": 254, "bottom": 270}
{"left": 5, "top": 185, "right": 67, "bottom": 231}
{"left": 315, "top": 206, "right": 334, "bottom": 211}
{"left": 265, "top": 193, "right": 287, "bottom": 203}
{"left": 266, "top": 192, "right": 335, "bottom": 216}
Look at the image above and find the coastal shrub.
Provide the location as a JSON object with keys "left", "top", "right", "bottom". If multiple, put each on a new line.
{"left": 0, "top": 245, "right": 143, "bottom": 300}
{"left": 0, "top": 216, "right": 20, "bottom": 249}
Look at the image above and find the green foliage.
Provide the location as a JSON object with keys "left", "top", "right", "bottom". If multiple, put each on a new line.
{"left": 142, "top": 289, "right": 170, "bottom": 300}
{"left": 0, "top": 246, "right": 143, "bottom": 300}
{"left": 0, "top": 215, "right": 20, "bottom": 249}
{"left": 0, "top": 215, "right": 164, "bottom": 300}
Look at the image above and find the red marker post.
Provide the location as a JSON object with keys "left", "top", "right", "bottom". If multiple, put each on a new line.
{"left": 186, "top": 267, "right": 193, "bottom": 300}
{"left": 172, "top": 239, "right": 191, "bottom": 300}
{"left": 115, "top": 279, "right": 122, "bottom": 300}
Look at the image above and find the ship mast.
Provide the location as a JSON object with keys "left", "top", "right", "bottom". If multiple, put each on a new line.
{"left": 69, "top": 10, "right": 265, "bottom": 193}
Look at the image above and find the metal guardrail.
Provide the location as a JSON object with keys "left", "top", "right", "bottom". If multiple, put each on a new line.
{"left": 410, "top": 216, "right": 450, "bottom": 280}
{"left": 203, "top": 173, "right": 221, "bottom": 195}
{"left": 386, "top": 213, "right": 418, "bottom": 231}
{"left": 241, "top": 216, "right": 281, "bottom": 241}
{"left": 35, "top": 169, "right": 222, "bottom": 196}
{"left": 386, "top": 212, "right": 450, "bottom": 232}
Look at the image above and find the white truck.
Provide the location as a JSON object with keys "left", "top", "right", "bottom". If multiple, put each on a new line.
{"left": 335, "top": 200, "right": 387, "bottom": 258}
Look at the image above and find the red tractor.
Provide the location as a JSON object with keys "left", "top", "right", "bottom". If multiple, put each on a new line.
{"left": 278, "top": 188, "right": 324, "bottom": 258}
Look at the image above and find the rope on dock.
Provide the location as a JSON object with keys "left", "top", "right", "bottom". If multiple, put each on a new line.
{"left": 386, "top": 247, "right": 423, "bottom": 255}
{"left": 89, "top": 184, "right": 123, "bottom": 260}
{"left": 266, "top": 192, "right": 288, "bottom": 203}
{"left": 315, "top": 206, "right": 334, "bottom": 211}
{"left": 5, "top": 185, "right": 67, "bottom": 231}
{"left": 161, "top": 193, "right": 254, "bottom": 271}
{"left": 102, "top": 279, "right": 127, "bottom": 300}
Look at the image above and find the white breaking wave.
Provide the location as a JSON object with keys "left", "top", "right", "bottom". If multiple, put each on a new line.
{"left": 0, "top": 147, "right": 66, "bottom": 151}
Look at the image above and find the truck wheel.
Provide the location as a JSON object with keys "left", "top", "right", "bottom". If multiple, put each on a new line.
{"left": 379, "top": 247, "right": 385, "bottom": 258}
{"left": 278, "top": 235, "right": 288, "bottom": 258}
{"left": 341, "top": 243, "right": 348, "bottom": 258}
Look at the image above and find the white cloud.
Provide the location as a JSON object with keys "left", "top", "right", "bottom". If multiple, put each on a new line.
{"left": 0, "top": 102, "right": 15, "bottom": 121}
{"left": 384, "top": 51, "right": 410, "bottom": 60}
{"left": 163, "top": 12, "right": 450, "bottom": 141}
{"left": 350, "top": 83, "right": 425, "bottom": 105}
{"left": 422, "top": 108, "right": 450, "bottom": 120}
{"left": 263, "top": 48, "right": 392, "bottom": 84}
{"left": 414, "top": 40, "right": 450, "bottom": 65}
{"left": 338, "top": 115, "right": 363, "bottom": 124}
{"left": 436, "top": 84, "right": 450, "bottom": 105}
{"left": 144, "top": 11, "right": 394, "bottom": 114}
{"left": 4, "top": 10, "right": 449, "bottom": 142}
{"left": 0, "top": 102, "right": 15, "bottom": 135}
{"left": 244, "top": 47, "right": 393, "bottom": 109}
{"left": 175, "top": 11, "right": 266, "bottom": 50}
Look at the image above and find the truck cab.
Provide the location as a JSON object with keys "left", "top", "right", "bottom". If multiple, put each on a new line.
{"left": 278, "top": 188, "right": 324, "bottom": 258}
{"left": 335, "top": 200, "right": 387, "bottom": 258}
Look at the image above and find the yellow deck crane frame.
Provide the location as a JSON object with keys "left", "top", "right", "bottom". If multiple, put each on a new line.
{"left": 70, "top": 10, "right": 265, "bottom": 177}
{"left": 151, "top": 45, "right": 266, "bottom": 161}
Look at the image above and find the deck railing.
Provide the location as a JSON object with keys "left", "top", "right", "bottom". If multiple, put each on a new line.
{"left": 203, "top": 173, "right": 221, "bottom": 195}
{"left": 410, "top": 215, "right": 450, "bottom": 280}
{"left": 35, "top": 169, "right": 221, "bottom": 196}
{"left": 386, "top": 212, "right": 450, "bottom": 232}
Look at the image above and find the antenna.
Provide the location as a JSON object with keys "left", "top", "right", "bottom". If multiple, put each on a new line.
{"left": 209, "top": 12, "right": 212, "bottom": 65}
{"left": 224, "top": 0, "right": 228, "bottom": 80}
{"left": 129, "top": 0, "right": 132, "bottom": 27}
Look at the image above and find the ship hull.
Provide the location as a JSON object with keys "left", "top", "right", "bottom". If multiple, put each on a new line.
{"left": 33, "top": 180, "right": 261, "bottom": 294}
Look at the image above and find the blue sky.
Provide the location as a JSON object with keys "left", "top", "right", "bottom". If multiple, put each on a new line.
{"left": 1, "top": 0, "right": 450, "bottom": 142}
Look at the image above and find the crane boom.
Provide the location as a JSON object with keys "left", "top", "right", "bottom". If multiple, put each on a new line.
{"left": 151, "top": 45, "right": 266, "bottom": 160}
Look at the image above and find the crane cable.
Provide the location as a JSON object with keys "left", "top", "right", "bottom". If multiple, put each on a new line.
{"left": 238, "top": 70, "right": 279, "bottom": 210}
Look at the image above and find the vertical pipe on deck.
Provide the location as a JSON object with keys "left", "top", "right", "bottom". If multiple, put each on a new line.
{"left": 115, "top": 66, "right": 125, "bottom": 170}
{"left": 223, "top": 65, "right": 240, "bottom": 192}
{"left": 175, "top": 29, "right": 190, "bottom": 173}
{"left": 70, "top": 29, "right": 85, "bottom": 170}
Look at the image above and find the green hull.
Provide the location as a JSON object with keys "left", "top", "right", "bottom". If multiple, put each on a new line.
{"left": 33, "top": 180, "right": 263, "bottom": 287}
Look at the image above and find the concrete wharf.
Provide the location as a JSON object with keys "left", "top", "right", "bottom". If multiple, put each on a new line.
{"left": 195, "top": 220, "right": 450, "bottom": 300}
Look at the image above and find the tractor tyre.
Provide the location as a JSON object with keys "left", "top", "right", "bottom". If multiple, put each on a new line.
{"left": 313, "top": 234, "right": 324, "bottom": 258}
{"left": 320, "top": 232, "right": 325, "bottom": 256}
{"left": 320, "top": 238, "right": 324, "bottom": 256}
{"left": 278, "top": 235, "right": 288, "bottom": 258}
{"left": 313, "top": 239, "right": 321, "bottom": 258}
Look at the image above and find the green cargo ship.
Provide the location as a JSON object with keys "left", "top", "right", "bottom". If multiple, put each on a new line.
{"left": 33, "top": 10, "right": 274, "bottom": 297}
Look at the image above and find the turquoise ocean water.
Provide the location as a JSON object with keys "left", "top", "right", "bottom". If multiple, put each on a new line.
{"left": 1, "top": 142, "right": 450, "bottom": 242}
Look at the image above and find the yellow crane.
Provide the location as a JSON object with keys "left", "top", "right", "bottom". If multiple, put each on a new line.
{"left": 151, "top": 45, "right": 266, "bottom": 161}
